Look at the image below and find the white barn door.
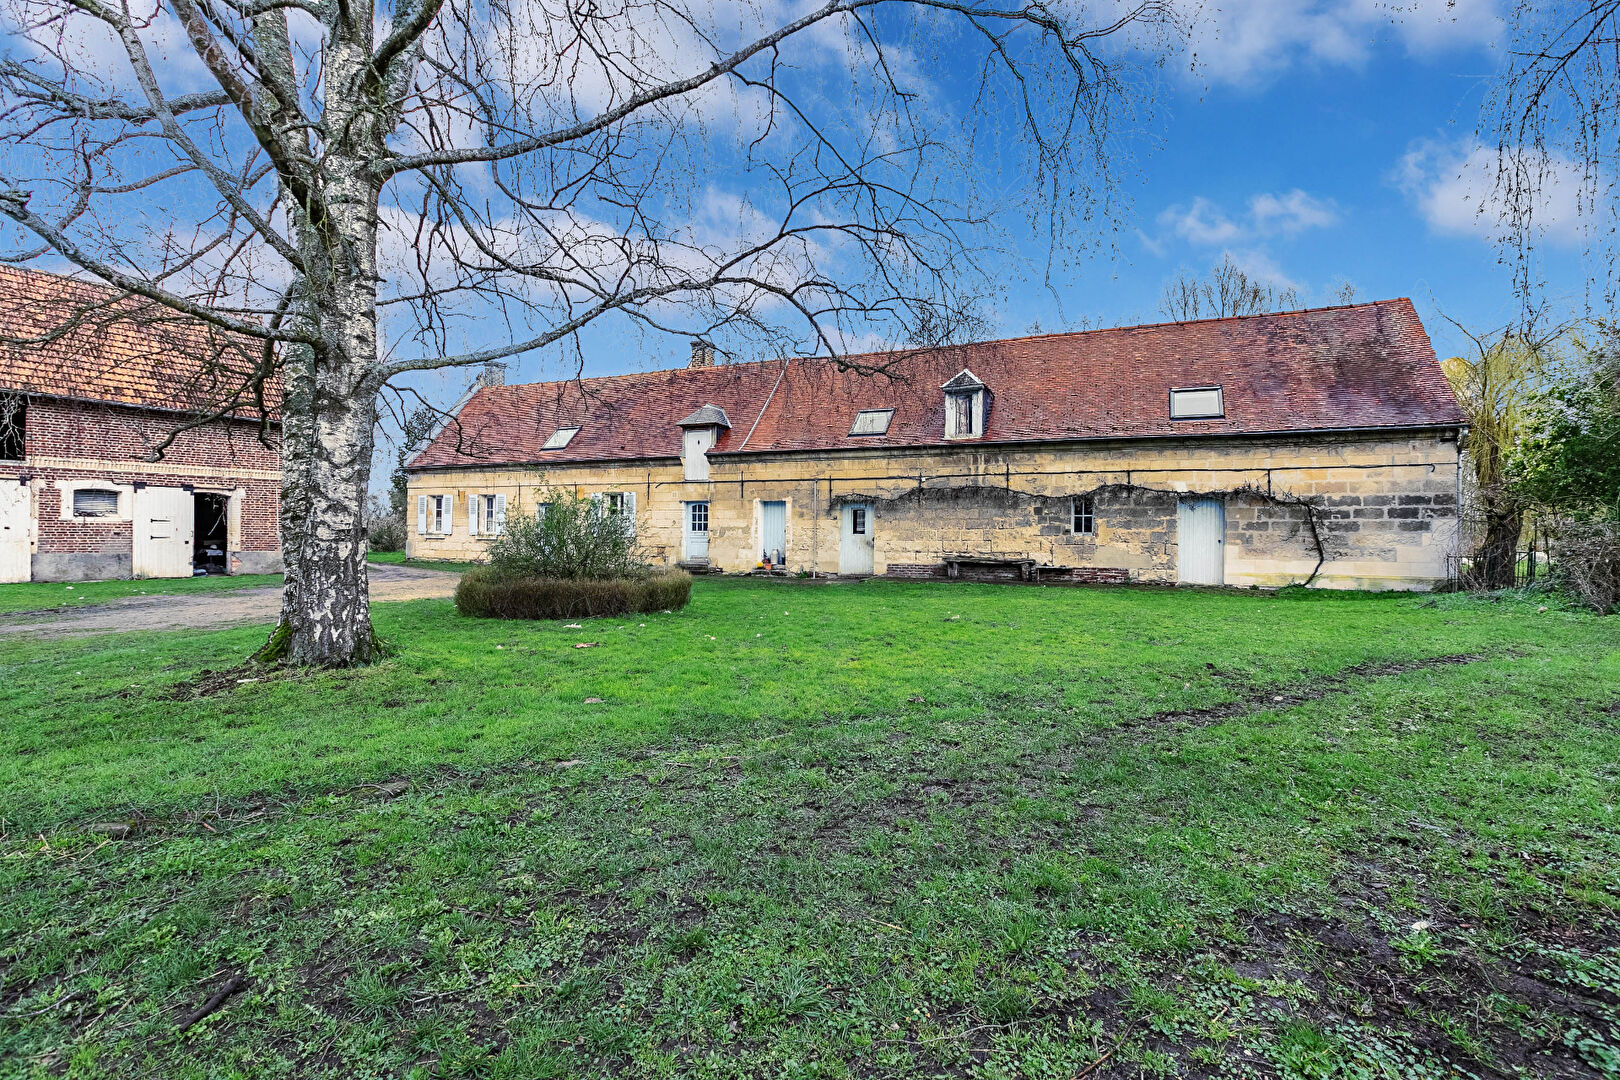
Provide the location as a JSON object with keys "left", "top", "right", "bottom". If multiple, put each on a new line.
{"left": 133, "top": 486, "right": 195, "bottom": 578}
{"left": 839, "top": 504, "right": 874, "bottom": 575}
{"left": 0, "top": 483, "right": 28, "bottom": 583}
{"left": 1177, "top": 498, "right": 1226, "bottom": 585}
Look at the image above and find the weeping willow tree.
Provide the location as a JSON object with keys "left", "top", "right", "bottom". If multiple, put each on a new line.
{"left": 1442, "top": 330, "right": 1557, "bottom": 588}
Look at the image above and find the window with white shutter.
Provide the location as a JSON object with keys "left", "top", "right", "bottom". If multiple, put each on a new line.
{"left": 72, "top": 489, "right": 120, "bottom": 518}
{"left": 417, "top": 495, "right": 428, "bottom": 535}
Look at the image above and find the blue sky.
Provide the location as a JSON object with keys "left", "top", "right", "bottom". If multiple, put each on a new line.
{"left": 1, "top": 0, "right": 1598, "bottom": 420}
{"left": 452, "top": 0, "right": 1594, "bottom": 402}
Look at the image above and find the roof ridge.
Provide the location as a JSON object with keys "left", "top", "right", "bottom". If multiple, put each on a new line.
{"left": 482, "top": 299, "right": 1414, "bottom": 394}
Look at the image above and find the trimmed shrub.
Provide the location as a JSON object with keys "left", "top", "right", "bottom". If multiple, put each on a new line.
{"left": 455, "top": 567, "right": 692, "bottom": 620}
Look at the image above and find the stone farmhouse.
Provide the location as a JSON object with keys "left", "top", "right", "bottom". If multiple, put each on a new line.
{"left": 0, "top": 266, "right": 282, "bottom": 583}
{"left": 407, "top": 300, "right": 1467, "bottom": 590}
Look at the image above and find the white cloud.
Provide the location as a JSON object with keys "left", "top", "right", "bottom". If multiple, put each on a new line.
{"left": 1153, "top": 189, "right": 1338, "bottom": 251}
{"left": 1188, "top": 0, "right": 1503, "bottom": 86}
{"left": 1249, "top": 189, "right": 1339, "bottom": 234}
{"left": 1157, "top": 197, "right": 1243, "bottom": 245}
{"left": 1222, "top": 248, "right": 1305, "bottom": 293}
{"left": 1393, "top": 137, "right": 1588, "bottom": 245}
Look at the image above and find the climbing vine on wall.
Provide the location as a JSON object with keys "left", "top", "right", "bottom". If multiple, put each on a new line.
{"left": 826, "top": 480, "right": 1333, "bottom": 586}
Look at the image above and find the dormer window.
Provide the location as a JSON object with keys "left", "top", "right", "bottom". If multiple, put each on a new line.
{"left": 677, "top": 404, "right": 731, "bottom": 481}
{"left": 542, "top": 426, "right": 580, "bottom": 449}
{"left": 1169, "top": 386, "right": 1224, "bottom": 420}
{"left": 849, "top": 409, "right": 894, "bottom": 436}
{"left": 941, "top": 370, "right": 986, "bottom": 439}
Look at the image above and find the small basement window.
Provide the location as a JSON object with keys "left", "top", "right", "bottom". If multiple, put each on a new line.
{"left": 0, "top": 392, "right": 23, "bottom": 460}
{"left": 849, "top": 409, "right": 894, "bottom": 436}
{"left": 541, "top": 426, "right": 580, "bottom": 450}
{"left": 73, "top": 488, "right": 120, "bottom": 518}
{"left": 1169, "top": 386, "right": 1224, "bottom": 419}
{"left": 1072, "top": 496, "right": 1095, "bottom": 535}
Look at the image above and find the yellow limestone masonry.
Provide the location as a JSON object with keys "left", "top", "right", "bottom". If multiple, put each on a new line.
{"left": 406, "top": 429, "right": 1463, "bottom": 591}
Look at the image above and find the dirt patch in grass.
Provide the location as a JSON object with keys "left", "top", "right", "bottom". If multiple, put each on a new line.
{"left": 1228, "top": 903, "right": 1615, "bottom": 1079}
{"left": 1113, "top": 652, "right": 1501, "bottom": 735}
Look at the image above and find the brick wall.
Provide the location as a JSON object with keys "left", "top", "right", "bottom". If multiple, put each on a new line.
{"left": 22, "top": 396, "right": 279, "bottom": 472}
{"left": 0, "top": 396, "right": 282, "bottom": 578}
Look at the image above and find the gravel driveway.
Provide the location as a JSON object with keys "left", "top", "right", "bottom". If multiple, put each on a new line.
{"left": 0, "top": 563, "right": 460, "bottom": 637}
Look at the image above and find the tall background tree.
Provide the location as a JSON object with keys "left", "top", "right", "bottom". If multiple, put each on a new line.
{"left": 0, "top": 0, "right": 1187, "bottom": 664}
{"left": 1486, "top": 1, "right": 1620, "bottom": 309}
{"left": 1441, "top": 325, "right": 1557, "bottom": 589}
{"left": 1158, "top": 253, "right": 1305, "bottom": 321}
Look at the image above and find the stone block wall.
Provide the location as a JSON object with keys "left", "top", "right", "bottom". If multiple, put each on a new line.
{"left": 406, "top": 429, "right": 1463, "bottom": 591}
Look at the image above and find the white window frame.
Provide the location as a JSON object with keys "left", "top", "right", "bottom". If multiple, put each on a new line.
{"left": 849, "top": 409, "right": 895, "bottom": 436}
{"left": 541, "top": 426, "right": 580, "bottom": 450}
{"left": 1072, "top": 495, "right": 1095, "bottom": 535}
{"left": 54, "top": 479, "right": 134, "bottom": 522}
{"left": 944, "top": 389, "right": 983, "bottom": 439}
{"left": 416, "top": 493, "right": 450, "bottom": 535}
{"left": 467, "top": 493, "right": 507, "bottom": 538}
{"left": 1169, "top": 386, "right": 1224, "bottom": 420}
{"left": 72, "top": 489, "right": 121, "bottom": 518}
{"left": 688, "top": 500, "right": 709, "bottom": 534}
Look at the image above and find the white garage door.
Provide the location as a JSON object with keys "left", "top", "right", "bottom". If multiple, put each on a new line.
{"left": 133, "top": 486, "right": 195, "bottom": 578}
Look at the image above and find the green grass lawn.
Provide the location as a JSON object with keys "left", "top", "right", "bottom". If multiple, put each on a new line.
{"left": 367, "top": 550, "right": 483, "bottom": 574}
{"left": 0, "top": 572, "right": 284, "bottom": 615}
{"left": 2, "top": 580, "right": 1617, "bottom": 1078}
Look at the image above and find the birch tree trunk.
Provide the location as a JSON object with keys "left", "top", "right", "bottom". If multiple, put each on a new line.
{"left": 256, "top": 16, "right": 388, "bottom": 666}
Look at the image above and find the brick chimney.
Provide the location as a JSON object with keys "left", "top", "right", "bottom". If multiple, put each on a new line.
{"left": 688, "top": 340, "right": 715, "bottom": 369}
{"left": 481, "top": 361, "right": 507, "bottom": 387}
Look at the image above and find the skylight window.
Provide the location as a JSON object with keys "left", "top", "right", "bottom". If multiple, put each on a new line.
{"left": 541, "top": 426, "right": 580, "bottom": 449}
{"left": 1169, "top": 386, "right": 1224, "bottom": 420}
{"left": 849, "top": 409, "right": 894, "bottom": 436}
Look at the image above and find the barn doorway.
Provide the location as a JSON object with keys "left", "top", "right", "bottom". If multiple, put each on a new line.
{"left": 1176, "top": 497, "right": 1226, "bottom": 585}
{"left": 193, "top": 492, "right": 230, "bottom": 574}
{"left": 839, "top": 503, "right": 875, "bottom": 575}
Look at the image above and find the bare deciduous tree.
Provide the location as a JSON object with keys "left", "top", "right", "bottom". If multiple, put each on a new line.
{"left": 0, "top": 0, "right": 1187, "bottom": 664}
{"left": 1485, "top": 1, "right": 1620, "bottom": 308}
{"left": 1158, "top": 253, "right": 1301, "bottom": 322}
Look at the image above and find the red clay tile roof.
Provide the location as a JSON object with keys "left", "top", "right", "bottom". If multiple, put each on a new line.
{"left": 411, "top": 299, "right": 1464, "bottom": 469}
{"left": 0, "top": 264, "right": 281, "bottom": 419}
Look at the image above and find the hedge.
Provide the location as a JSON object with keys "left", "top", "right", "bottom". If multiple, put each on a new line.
{"left": 454, "top": 567, "right": 693, "bottom": 620}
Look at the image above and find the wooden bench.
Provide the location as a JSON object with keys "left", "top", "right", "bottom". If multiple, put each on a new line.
{"left": 942, "top": 556, "right": 1040, "bottom": 581}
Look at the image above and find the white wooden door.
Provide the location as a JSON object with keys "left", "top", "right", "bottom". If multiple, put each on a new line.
{"left": 1177, "top": 498, "right": 1226, "bottom": 585}
{"left": 0, "top": 482, "right": 29, "bottom": 583}
{"left": 133, "top": 486, "right": 195, "bottom": 578}
{"left": 839, "top": 504, "right": 875, "bottom": 575}
{"left": 683, "top": 501, "right": 710, "bottom": 562}
{"left": 760, "top": 500, "right": 786, "bottom": 564}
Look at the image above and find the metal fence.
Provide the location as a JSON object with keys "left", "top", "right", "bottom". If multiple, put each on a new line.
{"left": 1445, "top": 549, "right": 1548, "bottom": 588}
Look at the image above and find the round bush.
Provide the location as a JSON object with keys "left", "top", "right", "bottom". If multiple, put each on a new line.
{"left": 454, "top": 567, "right": 692, "bottom": 620}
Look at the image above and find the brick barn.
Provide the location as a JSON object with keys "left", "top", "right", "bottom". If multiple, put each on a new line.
{"left": 0, "top": 266, "right": 282, "bottom": 583}
{"left": 406, "top": 300, "right": 1467, "bottom": 591}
